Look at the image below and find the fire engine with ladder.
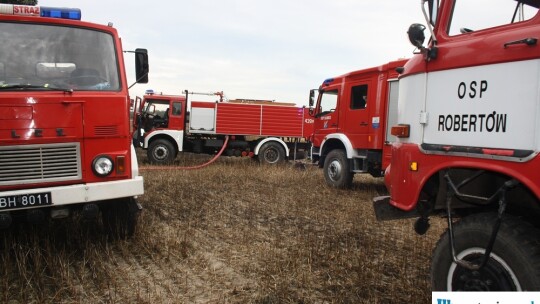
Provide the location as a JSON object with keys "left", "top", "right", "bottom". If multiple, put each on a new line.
{"left": 308, "top": 59, "right": 407, "bottom": 188}
{"left": 0, "top": 4, "right": 148, "bottom": 236}
{"left": 374, "top": 0, "right": 540, "bottom": 290}
{"left": 132, "top": 90, "right": 313, "bottom": 165}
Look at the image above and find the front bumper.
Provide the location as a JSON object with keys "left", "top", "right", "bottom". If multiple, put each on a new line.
{"left": 0, "top": 176, "right": 144, "bottom": 212}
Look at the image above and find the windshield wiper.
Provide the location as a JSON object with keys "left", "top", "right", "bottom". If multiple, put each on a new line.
{"left": 0, "top": 84, "right": 73, "bottom": 93}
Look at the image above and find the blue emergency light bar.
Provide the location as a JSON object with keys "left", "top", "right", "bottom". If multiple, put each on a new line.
{"left": 323, "top": 78, "right": 334, "bottom": 85}
{"left": 40, "top": 7, "right": 81, "bottom": 20}
{"left": 0, "top": 4, "right": 81, "bottom": 20}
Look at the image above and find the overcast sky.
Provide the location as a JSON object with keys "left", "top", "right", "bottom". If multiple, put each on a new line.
{"left": 42, "top": 0, "right": 425, "bottom": 105}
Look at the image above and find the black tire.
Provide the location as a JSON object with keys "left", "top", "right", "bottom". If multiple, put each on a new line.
{"left": 323, "top": 149, "right": 353, "bottom": 188}
{"left": 101, "top": 198, "right": 141, "bottom": 239}
{"left": 258, "top": 142, "right": 286, "bottom": 165}
{"left": 147, "top": 139, "right": 176, "bottom": 164}
{"left": 431, "top": 212, "right": 540, "bottom": 291}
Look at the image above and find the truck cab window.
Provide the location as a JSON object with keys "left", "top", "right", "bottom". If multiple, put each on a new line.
{"left": 318, "top": 90, "right": 338, "bottom": 116}
{"left": 449, "top": 0, "right": 538, "bottom": 36}
{"left": 351, "top": 85, "right": 368, "bottom": 110}
{"left": 172, "top": 102, "right": 182, "bottom": 116}
{"left": 142, "top": 99, "right": 170, "bottom": 129}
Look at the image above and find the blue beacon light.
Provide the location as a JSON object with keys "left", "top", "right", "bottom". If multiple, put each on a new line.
{"left": 40, "top": 7, "right": 81, "bottom": 20}
{"left": 323, "top": 78, "right": 334, "bottom": 86}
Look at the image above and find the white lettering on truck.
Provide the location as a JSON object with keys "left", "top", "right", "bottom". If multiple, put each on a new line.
{"left": 0, "top": 197, "right": 17, "bottom": 208}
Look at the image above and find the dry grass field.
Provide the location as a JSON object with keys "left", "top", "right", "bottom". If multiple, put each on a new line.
{"left": 0, "top": 153, "right": 446, "bottom": 303}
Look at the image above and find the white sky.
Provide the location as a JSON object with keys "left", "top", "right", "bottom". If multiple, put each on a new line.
{"left": 42, "top": 0, "right": 425, "bottom": 105}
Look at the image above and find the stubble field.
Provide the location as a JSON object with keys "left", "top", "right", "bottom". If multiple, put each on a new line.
{"left": 0, "top": 153, "right": 445, "bottom": 303}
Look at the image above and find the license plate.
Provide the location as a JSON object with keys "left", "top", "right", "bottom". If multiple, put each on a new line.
{"left": 0, "top": 192, "right": 52, "bottom": 211}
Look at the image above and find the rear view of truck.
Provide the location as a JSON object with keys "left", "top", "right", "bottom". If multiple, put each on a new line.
{"left": 0, "top": 4, "right": 149, "bottom": 237}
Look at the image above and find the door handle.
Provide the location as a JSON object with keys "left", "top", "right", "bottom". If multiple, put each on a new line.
{"left": 331, "top": 123, "right": 337, "bottom": 127}
{"left": 504, "top": 37, "right": 537, "bottom": 48}
{"left": 360, "top": 122, "right": 368, "bottom": 126}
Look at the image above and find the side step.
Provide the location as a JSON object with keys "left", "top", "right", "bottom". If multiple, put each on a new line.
{"left": 372, "top": 196, "right": 419, "bottom": 221}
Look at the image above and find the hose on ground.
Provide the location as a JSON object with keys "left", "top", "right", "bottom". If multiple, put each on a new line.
{"left": 140, "top": 136, "right": 230, "bottom": 171}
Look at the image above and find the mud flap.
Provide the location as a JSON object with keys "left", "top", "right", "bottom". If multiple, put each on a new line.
{"left": 372, "top": 196, "right": 419, "bottom": 221}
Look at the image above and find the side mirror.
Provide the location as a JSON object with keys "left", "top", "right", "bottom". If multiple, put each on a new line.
{"left": 309, "top": 89, "right": 316, "bottom": 108}
{"left": 407, "top": 23, "right": 426, "bottom": 49}
{"left": 135, "top": 48, "right": 149, "bottom": 84}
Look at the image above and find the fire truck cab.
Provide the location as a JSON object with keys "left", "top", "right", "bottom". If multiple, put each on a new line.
{"left": 0, "top": 4, "right": 148, "bottom": 237}
{"left": 374, "top": 0, "right": 540, "bottom": 291}
{"left": 132, "top": 92, "right": 187, "bottom": 163}
{"left": 309, "top": 59, "right": 406, "bottom": 188}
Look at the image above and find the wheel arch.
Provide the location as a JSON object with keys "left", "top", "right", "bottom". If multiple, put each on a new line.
{"left": 416, "top": 159, "right": 540, "bottom": 221}
{"left": 319, "top": 134, "right": 353, "bottom": 168}
{"left": 254, "top": 137, "right": 289, "bottom": 158}
{"left": 143, "top": 130, "right": 183, "bottom": 153}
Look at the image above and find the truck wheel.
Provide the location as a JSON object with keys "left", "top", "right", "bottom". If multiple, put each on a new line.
{"left": 148, "top": 139, "right": 175, "bottom": 164}
{"left": 323, "top": 149, "right": 353, "bottom": 188}
{"left": 431, "top": 212, "right": 540, "bottom": 291}
{"left": 101, "top": 198, "right": 141, "bottom": 239}
{"left": 258, "top": 142, "right": 286, "bottom": 164}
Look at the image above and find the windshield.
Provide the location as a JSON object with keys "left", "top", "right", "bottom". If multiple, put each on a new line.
{"left": 448, "top": 0, "right": 538, "bottom": 36}
{"left": 317, "top": 90, "right": 338, "bottom": 116}
{"left": 427, "top": 0, "right": 440, "bottom": 26}
{"left": 0, "top": 22, "right": 120, "bottom": 91}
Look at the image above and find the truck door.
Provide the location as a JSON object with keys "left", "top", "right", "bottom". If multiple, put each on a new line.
{"left": 342, "top": 81, "right": 373, "bottom": 148}
{"left": 312, "top": 89, "right": 339, "bottom": 146}
{"left": 168, "top": 100, "right": 184, "bottom": 131}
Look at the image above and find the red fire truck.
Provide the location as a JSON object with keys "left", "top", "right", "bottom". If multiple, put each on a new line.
{"left": 0, "top": 4, "right": 148, "bottom": 236}
{"left": 308, "top": 59, "right": 407, "bottom": 188}
{"left": 374, "top": 0, "right": 540, "bottom": 290}
{"left": 132, "top": 91, "right": 313, "bottom": 165}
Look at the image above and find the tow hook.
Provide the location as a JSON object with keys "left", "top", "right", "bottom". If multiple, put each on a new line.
{"left": 444, "top": 172, "right": 518, "bottom": 271}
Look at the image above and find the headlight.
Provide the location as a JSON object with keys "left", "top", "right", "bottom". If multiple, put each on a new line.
{"left": 92, "top": 156, "right": 114, "bottom": 177}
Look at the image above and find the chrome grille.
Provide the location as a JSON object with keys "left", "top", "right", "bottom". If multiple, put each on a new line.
{"left": 0, "top": 143, "right": 82, "bottom": 186}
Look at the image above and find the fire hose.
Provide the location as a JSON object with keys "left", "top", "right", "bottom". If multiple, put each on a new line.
{"left": 139, "top": 135, "right": 229, "bottom": 171}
